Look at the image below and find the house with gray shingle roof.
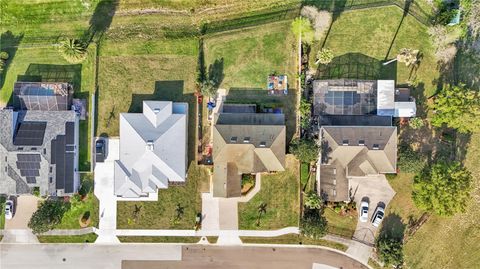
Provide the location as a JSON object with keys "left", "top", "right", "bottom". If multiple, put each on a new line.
{"left": 0, "top": 108, "right": 79, "bottom": 197}
{"left": 212, "top": 107, "right": 286, "bottom": 198}
{"left": 114, "top": 101, "right": 188, "bottom": 198}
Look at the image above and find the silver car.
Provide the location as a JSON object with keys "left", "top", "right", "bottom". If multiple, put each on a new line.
{"left": 359, "top": 201, "right": 369, "bottom": 222}
{"left": 5, "top": 200, "right": 14, "bottom": 220}
{"left": 372, "top": 205, "right": 385, "bottom": 227}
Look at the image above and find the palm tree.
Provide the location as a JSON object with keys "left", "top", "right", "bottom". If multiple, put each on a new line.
{"left": 58, "top": 37, "right": 87, "bottom": 63}
{"left": 200, "top": 79, "right": 217, "bottom": 99}
{"left": 383, "top": 48, "right": 419, "bottom": 67}
{"left": 315, "top": 48, "right": 334, "bottom": 65}
{"left": 304, "top": 191, "right": 322, "bottom": 210}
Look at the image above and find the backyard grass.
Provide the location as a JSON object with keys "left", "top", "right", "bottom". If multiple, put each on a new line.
{"left": 117, "top": 164, "right": 209, "bottom": 229}
{"left": 37, "top": 233, "right": 98, "bottom": 243}
{"left": 118, "top": 236, "right": 201, "bottom": 243}
{"left": 238, "top": 155, "right": 299, "bottom": 230}
{"left": 0, "top": 196, "right": 5, "bottom": 229}
{"left": 313, "top": 6, "right": 439, "bottom": 97}
{"left": 240, "top": 234, "right": 348, "bottom": 251}
{"left": 324, "top": 208, "right": 357, "bottom": 238}
{"left": 300, "top": 163, "right": 309, "bottom": 189}
{"left": 204, "top": 21, "right": 298, "bottom": 142}
{"left": 55, "top": 174, "right": 99, "bottom": 229}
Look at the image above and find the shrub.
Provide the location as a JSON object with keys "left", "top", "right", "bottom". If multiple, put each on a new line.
{"left": 0, "top": 51, "right": 9, "bottom": 60}
{"left": 32, "top": 187, "right": 40, "bottom": 197}
{"left": 376, "top": 234, "right": 404, "bottom": 267}
{"left": 304, "top": 191, "right": 322, "bottom": 210}
{"left": 300, "top": 208, "right": 328, "bottom": 239}
{"left": 398, "top": 144, "right": 426, "bottom": 173}
{"left": 408, "top": 117, "right": 424, "bottom": 129}
{"left": 28, "top": 199, "right": 70, "bottom": 234}
{"left": 290, "top": 138, "right": 319, "bottom": 163}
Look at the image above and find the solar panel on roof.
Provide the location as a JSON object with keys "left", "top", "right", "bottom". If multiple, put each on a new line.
{"left": 26, "top": 177, "right": 36, "bottom": 184}
{"left": 13, "top": 122, "right": 47, "bottom": 146}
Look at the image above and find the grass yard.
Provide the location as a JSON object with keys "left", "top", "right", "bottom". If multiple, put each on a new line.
{"left": 314, "top": 6, "right": 439, "bottom": 97}
{"left": 118, "top": 236, "right": 201, "bottom": 243}
{"left": 240, "top": 234, "right": 348, "bottom": 251}
{"left": 0, "top": 196, "right": 5, "bottom": 229}
{"left": 37, "top": 233, "right": 98, "bottom": 243}
{"left": 324, "top": 208, "right": 357, "bottom": 238}
{"left": 204, "top": 21, "right": 298, "bottom": 142}
{"left": 117, "top": 164, "right": 209, "bottom": 229}
{"left": 238, "top": 155, "right": 299, "bottom": 230}
{"left": 402, "top": 132, "right": 480, "bottom": 269}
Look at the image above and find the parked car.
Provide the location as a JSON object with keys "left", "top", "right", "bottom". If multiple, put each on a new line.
{"left": 359, "top": 201, "right": 369, "bottom": 222}
{"left": 5, "top": 200, "right": 14, "bottom": 220}
{"left": 96, "top": 139, "right": 106, "bottom": 163}
{"left": 372, "top": 205, "right": 385, "bottom": 227}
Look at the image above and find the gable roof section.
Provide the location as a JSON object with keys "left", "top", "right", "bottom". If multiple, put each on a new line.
{"left": 114, "top": 101, "right": 188, "bottom": 198}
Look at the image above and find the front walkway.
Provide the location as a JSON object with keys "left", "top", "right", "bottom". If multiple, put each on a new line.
{"left": 94, "top": 138, "right": 120, "bottom": 243}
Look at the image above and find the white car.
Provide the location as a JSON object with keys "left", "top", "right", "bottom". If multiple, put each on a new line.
{"left": 359, "top": 201, "right": 369, "bottom": 222}
{"left": 5, "top": 200, "right": 14, "bottom": 220}
{"left": 372, "top": 205, "right": 385, "bottom": 227}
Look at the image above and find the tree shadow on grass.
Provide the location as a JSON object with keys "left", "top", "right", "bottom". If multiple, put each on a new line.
{"left": 208, "top": 58, "right": 224, "bottom": 88}
{"left": 0, "top": 31, "right": 24, "bottom": 90}
{"left": 315, "top": 53, "right": 397, "bottom": 81}
{"left": 82, "top": 0, "right": 119, "bottom": 44}
{"left": 129, "top": 80, "right": 195, "bottom": 164}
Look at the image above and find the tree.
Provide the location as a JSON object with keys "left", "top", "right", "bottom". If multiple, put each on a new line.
{"left": 304, "top": 191, "right": 322, "bottom": 210}
{"left": 0, "top": 51, "right": 9, "bottom": 60}
{"left": 58, "top": 37, "right": 87, "bottom": 63}
{"left": 413, "top": 162, "right": 472, "bottom": 216}
{"left": 299, "top": 97, "right": 311, "bottom": 129}
{"left": 408, "top": 117, "right": 424, "bottom": 129}
{"left": 300, "top": 208, "right": 328, "bottom": 239}
{"left": 431, "top": 84, "right": 480, "bottom": 133}
{"left": 28, "top": 199, "right": 70, "bottom": 234}
{"left": 200, "top": 79, "right": 217, "bottom": 98}
{"left": 291, "top": 17, "right": 314, "bottom": 45}
{"left": 398, "top": 144, "right": 425, "bottom": 174}
{"left": 397, "top": 48, "right": 420, "bottom": 67}
{"left": 376, "top": 234, "right": 404, "bottom": 267}
{"left": 290, "top": 138, "right": 319, "bottom": 163}
{"left": 315, "top": 48, "right": 334, "bottom": 65}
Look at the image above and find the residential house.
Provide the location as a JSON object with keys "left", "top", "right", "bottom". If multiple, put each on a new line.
{"left": 0, "top": 82, "right": 79, "bottom": 196}
{"left": 114, "top": 101, "right": 188, "bottom": 198}
{"left": 212, "top": 105, "right": 286, "bottom": 198}
{"left": 313, "top": 79, "right": 403, "bottom": 202}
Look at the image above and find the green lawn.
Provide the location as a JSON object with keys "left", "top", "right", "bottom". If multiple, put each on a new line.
{"left": 0, "top": 196, "right": 6, "bottom": 229}
{"left": 55, "top": 174, "right": 99, "bottom": 229}
{"left": 37, "top": 233, "right": 98, "bottom": 243}
{"left": 313, "top": 6, "right": 439, "bottom": 97}
{"left": 118, "top": 236, "right": 201, "bottom": 243}
{"left": 402, "top": 132, "right": 480, "bottom": 269}
{"left": 238, "top": 155, "right": 299, "bottom": 230}
{"left": 300, "top": 163, "right": 309, "bottom": 189}
{"left": 324, "top": 208, "right": 357, "bottom": 238}
{"left": 240, "top": 234, "right": 348, "bottom": 251}
{"left": 204, "top": 21, "right": 298, "bottom": 143}
{"left": 117, "top": 164, "right": 209, "bottom": 229}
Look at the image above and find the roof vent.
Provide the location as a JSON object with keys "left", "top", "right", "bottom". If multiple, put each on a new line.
{"left": 358, "top": 140, "right": 365, "bottom": 146}
{"left": 259, "top": 141, "right": 266, "bottom": 147}
{"left": 333, "top": 168, "right": 336, "bottom": 175}
{"left": 230, "top": 137, "right": 237, "bottom": 143}
{"left": 153, "top": 108, "right": 160, "bottom": 114}
{"left": 243, "top": 137, "right": 250, "bottom": 143}
{"left": 333, "top": 179, "right": 336, "bottom": 185}
{"left": 333, "top": 189, "right": 336, "bottom": 197}
{"left": 342, "top": 139, "right": 349, "bottom": 146}
{"left": 146, "top": 140, "right": 154, "bottom": 151}
{"left": 373, "top": 144, "right": 379, "bottom": 150}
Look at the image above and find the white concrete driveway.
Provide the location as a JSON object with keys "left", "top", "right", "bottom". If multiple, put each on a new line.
{"left": 346, "top": 174, "right": 395, "bottom": 263}
{"left": 94, "top": 138, "right": 120, "bottom": 243}
{"left": 2, "top": 195, "right": 40, "bottom": 243}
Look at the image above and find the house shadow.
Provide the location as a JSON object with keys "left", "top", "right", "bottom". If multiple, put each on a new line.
{"left": 315, "top": 53, "right": 397, "bottom": 81}
{"left": 378, "top": 213, "right": 406, "bottom": 241}
{"left": 129, "top": 80, "right": 195, "bottom": 164}
{"left": 0, "top": 31, "right": 24, "bottom": 90}
{"left": 226, "top": 87, "right": 297, "bottom": 145}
